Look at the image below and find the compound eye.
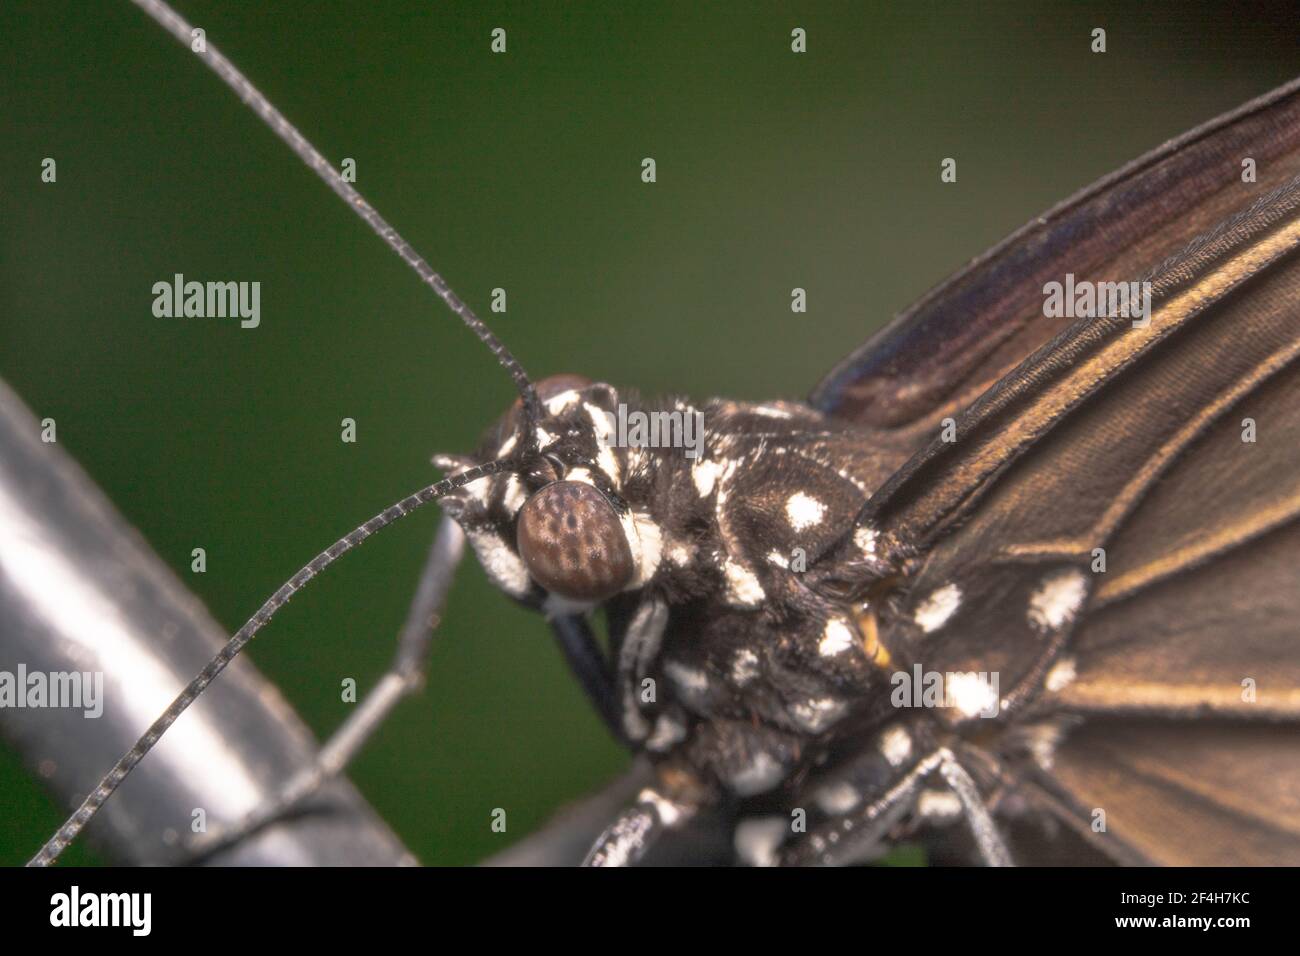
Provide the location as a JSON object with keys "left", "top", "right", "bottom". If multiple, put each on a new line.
{"left": 516, "top": 481, "right": 634, "bottom": 601}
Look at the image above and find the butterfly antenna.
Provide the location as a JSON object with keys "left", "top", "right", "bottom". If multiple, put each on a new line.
{"left": 128, "top": 0, "right": 545, "bottom": 437}
{"left": 28, "top": 457, "right": 513, "bottom": 866}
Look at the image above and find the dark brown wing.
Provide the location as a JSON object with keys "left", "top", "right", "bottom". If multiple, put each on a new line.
{"left": 819, "top": 81, "right": 1300, "bottom": 865}
{"left": 811, "top": 76, "right": 1300, "bottom": 440}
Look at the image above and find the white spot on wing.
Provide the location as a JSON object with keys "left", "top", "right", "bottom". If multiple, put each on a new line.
{"left": 1022, "top": 720, "right": 1069, "bottom": 770}
{"left": 913, "top": 583, "right": 961, "bottom": 633}
{"left": 945, "top": 672, "right": 999, "bottom": 719}
{"left": 785, "top": 492, "right": 826, "bottom": 532}
{"left": 853, "top": 525, "right": 878, "bottom": 557}
{"left": 1028, "top": 569, "right": 1088, "bottom": 632}
{"left": 1045, "top": 656, "right": 1077, "bottom": 692}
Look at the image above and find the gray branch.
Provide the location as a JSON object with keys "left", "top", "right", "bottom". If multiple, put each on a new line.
{"left": 0, "top": 376, "right": 412, "bottom": 865}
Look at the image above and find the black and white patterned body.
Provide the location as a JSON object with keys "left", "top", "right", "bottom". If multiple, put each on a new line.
{"left": 437, "top": 379, "right": 929, "bottom": 836}
{"left": 435, "top": 80, "right": 1300, "bottom": 869}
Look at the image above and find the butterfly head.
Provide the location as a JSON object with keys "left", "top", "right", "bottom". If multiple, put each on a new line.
{"left": 435, "top": 374, "right": 662, "bottom": 615}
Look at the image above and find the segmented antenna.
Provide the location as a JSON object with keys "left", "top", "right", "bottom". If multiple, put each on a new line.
{"left": 128, "top": 0, "right": 545, "bottom": 434}
{"left": 28, "top": 458, "right": 513, "bottom": 866}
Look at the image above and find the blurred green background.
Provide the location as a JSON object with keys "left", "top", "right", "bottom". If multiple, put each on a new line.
{"left": 1, "top": 0, "right": 1297, "bottom": 866}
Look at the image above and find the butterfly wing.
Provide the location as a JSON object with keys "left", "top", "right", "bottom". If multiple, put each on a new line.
{"left": 811, "top": 76, "right": 1300, "bottom": 438}
{"left": 811, "top": 79, "right": 1300, "bottom": 864}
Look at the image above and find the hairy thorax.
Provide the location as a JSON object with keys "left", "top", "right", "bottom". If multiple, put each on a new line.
{"left": 437, "top": 377, "right": 915, "bottom": 801}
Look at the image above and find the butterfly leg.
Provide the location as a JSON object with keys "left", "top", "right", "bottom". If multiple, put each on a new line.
{"left": 936, "top": 750, "right": 1014, "bottom": 866}
{"left": 581, "top": 785, "right": 700, "bottom": 866}
{"left": 182, "top": 514, "right": 467, "bottom": 861}
{"left": 776, "top": 743, "right": 1013, "bottom": 867}
{"left": 779, "top": 748, "right": 945, "bottom": 865}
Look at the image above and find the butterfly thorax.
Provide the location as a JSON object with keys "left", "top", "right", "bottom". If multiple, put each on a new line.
{"left": 438, "top": 377, "right": 919, "bottom": 800}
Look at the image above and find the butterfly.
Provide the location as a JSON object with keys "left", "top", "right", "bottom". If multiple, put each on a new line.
{"left": 13, "top": 1, "right": 1300, "bottom": 866}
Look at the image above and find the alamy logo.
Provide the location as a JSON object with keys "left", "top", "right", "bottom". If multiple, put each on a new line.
{"left": 1043, "top": 273, "right": 1153, "bottom": 328}
{"left": 152, "top": 273, "right": 260, "bottom": 328}
{"left": 50, "top": 886, "right": 151, "bottom": 936}
{"left": 615, "top": 403, "right": 705, "bottom": 459}
{"left": 890, "top": 664, "right": 1001, "bottom": 719}
{"left": 0, "top": 665, "right": 103, "bottom": 718}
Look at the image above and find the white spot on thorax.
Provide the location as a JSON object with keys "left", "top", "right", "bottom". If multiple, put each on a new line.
{"left": 785, "top": 492, "right": 826, "bottom": 532}
{"left": 766, "top": 550, "right": 789, "bottom": 569}
{"left": 713, "top": 459, "right": 741, "bottom": 506}
{"left": 638, "top": 788, "right": 684, "bottom": 826}
{"left": 814, "top": 782, "right": 861, "bottom": 815}
{"left": 853, "top": 525, "right": 878, "bottom": 557}
{"left": 789, "top": 696, "right": 847, "bottom": 733}
{"left": 879, "top": 725, "right": 913, "bottom": 766}
{"left": 664, "top": 660, "right": 710, "bottom": 695}
{"left": 913, "top": 582, "right": 961, "bottom": 633}
{"left": 583, "top": 402, "right": 621, "bottom": 484}
{"left": 544, "top": 389, "right": 582, "bottom": 415}
{"left": 818, "top": 618, "right": 855, "bottom": 657}
{"left": 1028, "top": 569, "right": 1088, "bottom": 631}
{"left": 734, "top": 817, "right": 788, "bottom": 867}
{"left": 728, "top": 751, "right": 784, "bottom": 796}
{"left": 619, "top": 510, "right": 663, "bottom": 588}
{"left": 723, "top": 559, "right": 765, "bottom": 607}
{"left": 692, "top": 459, "right": 722, "bottom": 497}
{"left": 565, "top": 466, "right": 596, "bottom": 487}
{"left": 502, "top": 474, "right": 527, "bottom": 515}
{"left": 731, "top": 648, "right": 760, "bottom": 685}
{"left": 668, "top": 542, "right": 693, "bottom": 567}
{"left": 645, "top": 714, "right": 688, "bottom": 752}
